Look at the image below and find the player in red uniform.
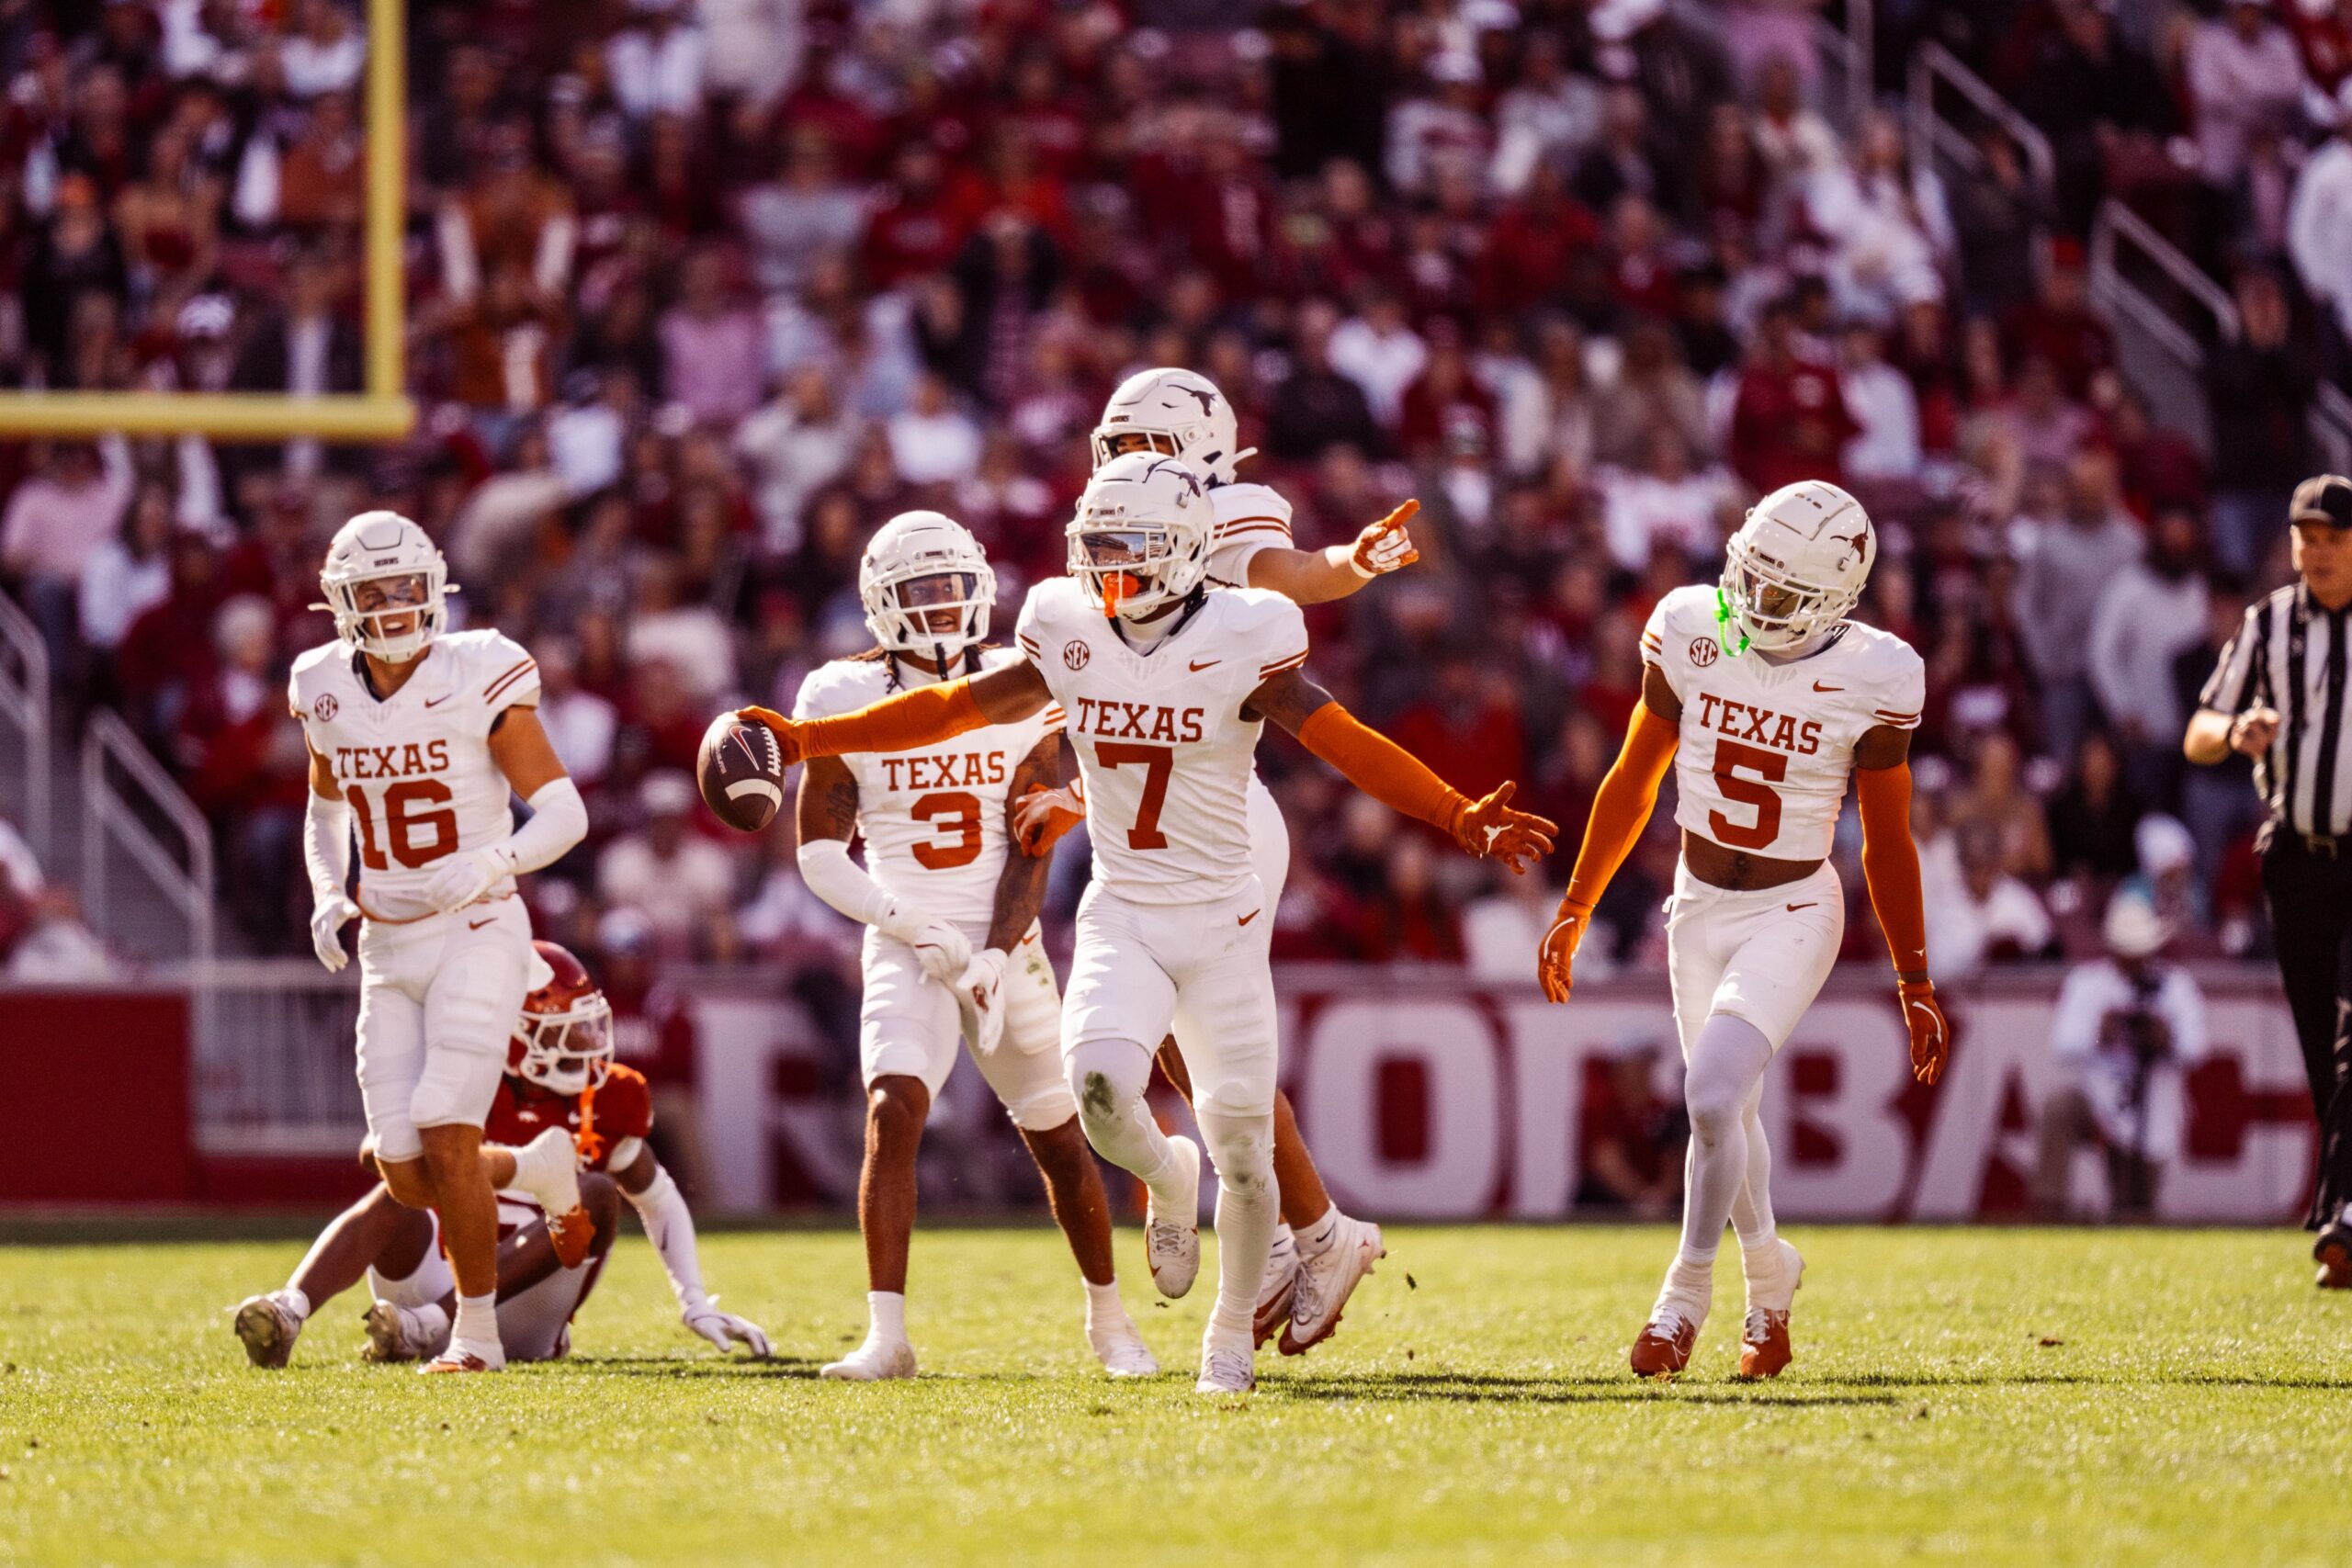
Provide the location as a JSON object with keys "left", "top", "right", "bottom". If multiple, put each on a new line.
{"left": 232, "top": 943, "right": 768, "bottom": 1367}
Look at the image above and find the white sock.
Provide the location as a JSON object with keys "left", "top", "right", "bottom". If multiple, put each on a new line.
{"left": 1197, "top": 1110, "right": 1278, "bottom": 1349}
{"left": 450, "top": 1291, "right": 498, "bottom": 1348}
{"left": 1293, "top": 1208, "right": 1339, "bottom": 1258}
{"left": 867, "top": 1290, "right": 907, "bottom": 1344}
{"left": 1663, "top": 1253, "right": 1713, "bottom": 1306}
{"left": 278, "top": 1287, "right": 311, "bottom": 1322}
{"left": 1083, "top": 1279, "right": 1129, "bottom": 1338}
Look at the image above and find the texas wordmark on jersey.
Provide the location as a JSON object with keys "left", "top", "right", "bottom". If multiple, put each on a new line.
{"left": 793, "top": 646, "right": 1064, "bottom": 927}
{"left": 1642, "top": 585, "right": 1924, "bottom": 861}
{"left": 288, "top": 628, "right": 543, "bottom": 921}
{"left": 1016, "top": 577, "right": 1307, "bottom": 906}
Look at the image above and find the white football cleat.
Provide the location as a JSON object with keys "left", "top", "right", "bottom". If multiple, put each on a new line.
{"left": 1194, "top": 1342, "right": 1256, "bottom": 1396}
{"left": 1144, "top": 1134, "right": 1203, "bottom": 1299}
{"left": 361, "top": 1300, "right": 438, "bottom": 1364}
{"left": 1093, "top": 1332, "right": 1160, "bottom": 1379}
{"left": 1253, "top": 1224, "right": 1300, "bottom": 1347}
{"left": 1280, "top": 1215, "right": 1384, "bottom": 1356}
{"left": 421, "top": 1337, "right": 504, "bottom": 1373}
{"left": 232, "top": 1292, "right": 304, "bottom": 1369}
{"left": 821, "top": 1337, "right": 918, "bottom": 1381}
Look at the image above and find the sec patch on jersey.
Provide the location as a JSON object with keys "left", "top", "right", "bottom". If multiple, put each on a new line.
{"left": 698, "top": 712, "right": 786, "bottom": 831}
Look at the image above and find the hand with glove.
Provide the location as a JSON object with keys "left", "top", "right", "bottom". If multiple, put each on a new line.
{"left": 423, "top": 844, "right": 518, "bottom": 913}
{"left": 1535, "top": 899, "right": 1593, "bottom": 1003}
{"left": 881, "top": 899, "right": 971, "bottom": 982}
{"left": 735, "top": 705, "right": 806, "bottom": 769}
{"left": 954, "top": 947, "right": 1010, "bottom": 1055}
{"left": 1349, "top": 499, "right": 1421, "bottom": 579}
{"left": 1012, "top": 780, "right": 1086, "bottom": 857}
{"left": 1445, "top": 782, "right": 1557, "bottom": 874}
{"left": 1901, "top": 977, "right": 1948, "bottom": 1085}
{"left": 310, "top": 895, "right": 360, "bottom": 973}
{"left": 682, "top": 1297, "right": 771, "bottom": 1358}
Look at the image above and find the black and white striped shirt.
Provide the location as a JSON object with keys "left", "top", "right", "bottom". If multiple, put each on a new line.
{"left": 2200, "top": 583, "right": 2352, "bottom": 838}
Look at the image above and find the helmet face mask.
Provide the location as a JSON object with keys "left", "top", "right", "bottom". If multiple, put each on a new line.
{"left": 318, "top": 512, "right": 451, "bottom": 663}
{"left": 1068, "top": 454, "right": 1211, "bottom": 621}
{"left": 1717, "top": 481, "right": 1873, "bottom": 654}
{"left": 509, "top": 941, "right": 615, "bottom": 1098}
{"left": 858, "top": 512, "right": 996, "bottom": 661}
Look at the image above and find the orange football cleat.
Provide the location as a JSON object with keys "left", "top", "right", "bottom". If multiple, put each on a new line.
{"left": 1739, "top": 1311, "right": 1792, "bottom": 1379}
{"left": 420, "top": 1351, "right": 495, "bottom": 1373}
{"left": 1630, "top": 1310, "right": 1700, "bottom": 1380}
{"left": 2315, "top": 1228, "right": 2352, "bottom": 1290}
{"left": 545, "top": 1204, "right": 595, "bottom": 1269}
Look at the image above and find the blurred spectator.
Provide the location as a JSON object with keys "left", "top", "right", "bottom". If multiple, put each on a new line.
{"left": 1728, "top": 298, "right": 1856, "bottom": 494}
{"left": 1462, "top": 863, "right": 1561, "bottom": 984}
{"left": 76, "top": 482, "right": 175, "bottom": 663}
{"left": 2186, "top": 1, "right": 2303, "bottom": 188}
{"left": 2288, "top": 84, "right": 2352, "bottom": 371}
{"left": 887, "top": 371, "right": 981, "bottom": 488}
{"left": 660, "top": 249, "right": 763, "bottom": 426}
{"left": 2089, "top": 507, "right": 2209, "bottom": 780}
{"left": 595, "top": 906, "right": 712, "bottom": 1201}
{"left": 1931, "top": 822, "right": 2057, "bottom": 976}
{"left": 2016, "top": 450, "right": 2144, "bottom": 762}
{"left": 2205, "top": 270, "right": 2314, "bottom": 580}
{"left": 2044, "top": 730, "right": 2145, "bottom": 889}
{"left": 536, "top": 637, "right": 617, "bottom": 792}
{"left": 597, "top": 772, "right": 738, "bottom": 960}
{"left": 1356, "top": 837, "right": 1462, "bottom": 964}
{"left": 1598, "top": 426, "right": 1734, "bottom": 572}
{"left": 2033, "top": 892, "right": 2208, "bottom": 1222}
{"left": 1575, "top": 1037, "right": 1685, "bottom": 1220}
{"left": 606, "top": 0, "right": 707, "bottom": 122}
{"left": 1329, "top": 289, "right": 1428, "bottom": 431}
{"left": 6, "top": 887, "right": 115, "bottom": 982}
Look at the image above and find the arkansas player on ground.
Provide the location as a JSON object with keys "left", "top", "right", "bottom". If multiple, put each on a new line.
{"left": 1020, "top": 367, "right": 1418, "bottom": 1353}
{"left": 233, "top": 943, "right": 767, "bottom": 1368}
{"left": 289, "top": 512, "right": 590, "bottom": 1371}
{"left": 1536, "top": 481, "right": 1948, "bottom": 1380}
{"left": 792, "top": 511, "right": 1153, "bottom": 1381}
{"left": 737, "top": 455, "right": 1553, "bottom": 1393}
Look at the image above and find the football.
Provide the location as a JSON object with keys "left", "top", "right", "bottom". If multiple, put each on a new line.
{"left": 697, "top": 711, "right": 786, "bottom": 831}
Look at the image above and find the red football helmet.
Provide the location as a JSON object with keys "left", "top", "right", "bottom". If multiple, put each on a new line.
{"left": 507, "top": 941, "right": 614, "bottom": 1096}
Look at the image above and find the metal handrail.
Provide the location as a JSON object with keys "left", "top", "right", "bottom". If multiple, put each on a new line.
{"left": 2091, "top": 200, "right": 2242, "bottom": 346}
{"left": 1906, "top": 40, "right": 2054, "bottom": 196}
{"left": 81, "top": 707, "right": 214, "bottom": 968}
{"left": 0, "top": 590, "right": 50, "bottom": 862}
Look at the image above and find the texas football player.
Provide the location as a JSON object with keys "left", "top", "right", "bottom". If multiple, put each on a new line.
{"left": 289, "top": 512, "right": 589, "bottom": 1371}
{"left": 1535, "top": 480, "right": 1947, "bottom": 1380}
{"left": 791, "top": 510, "right": 1154, "bottom": 1381}
{"left": 233, "top": 943, "right": 767, "bottom": 1368}
{"left": 1037, "top": 367, "right": 1413, "bottom": 1352}
{"left": 736, "top": 454, "right": 1553, "bottom": 1393}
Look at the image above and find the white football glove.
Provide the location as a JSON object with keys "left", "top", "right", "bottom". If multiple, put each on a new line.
{"left": 421, "top": 845, "right": 517, "bottom": 913}
{"left": 683, "top": 1299, "right": 771, "bottom": 1358}
{"left": 881, "top": 901, "right": 972, "bottom": 983}
{"left": 954, "top": 947, "right": 1010, "bottom": 1055}
{"left": 309, "top": 895, "right": 360, "bottom": 973}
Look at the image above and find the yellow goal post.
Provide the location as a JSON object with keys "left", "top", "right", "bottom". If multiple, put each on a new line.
{"left": 0, "top": 0, "right": 413, "bottom": 440}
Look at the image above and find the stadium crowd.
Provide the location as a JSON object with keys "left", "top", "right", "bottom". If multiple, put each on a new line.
{"left": 0, "top": 0, "right": 2338, "bottom": 1043}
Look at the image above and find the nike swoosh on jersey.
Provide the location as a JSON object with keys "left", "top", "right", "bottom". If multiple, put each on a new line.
{"left": 1785, "top": 902, "right": 1817, "bottom": 911}
{"left": 1238, "top": 908, "right": 1260, "bottom": 926}
{"left": 469, "top": 916, "right": 496, "bottom": 930}
{"left": 1811, "top": 682, "right": 1843, "bottom": 693}
{"left": 1190, "top": 658, "right": 1222, "bottom": 671}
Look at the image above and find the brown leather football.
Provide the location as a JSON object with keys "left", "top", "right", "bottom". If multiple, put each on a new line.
{"left": 697, "top": 712, "right": 786, "bottom": 831}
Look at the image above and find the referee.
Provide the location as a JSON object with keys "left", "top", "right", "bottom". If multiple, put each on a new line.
{"left": 2185, "top": 474, "right": 2352, "bottom": 1288}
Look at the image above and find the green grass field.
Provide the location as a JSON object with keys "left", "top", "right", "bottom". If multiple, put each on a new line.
{"left": 0, "top": 1223, "right": 2345, "bottom": 1566}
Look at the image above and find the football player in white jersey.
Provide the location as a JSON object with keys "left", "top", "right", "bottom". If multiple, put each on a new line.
{"left": 1535, "top": 480, "right": 1949, "bottom": 1380}
{"left": 1018, "top": 367, "right": 1417, "bottom": 1354}
{"left": 791, "top": 511, "right": 1155, "bottom": 1381}
{"left": 290, "top": 512, "right": 590, "bottom": 1372}
{"left": 737, "top": 455, "right": 1553, "bottom": 1393}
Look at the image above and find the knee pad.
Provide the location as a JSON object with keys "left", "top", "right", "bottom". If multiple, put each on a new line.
{"left": 1193, "top": 1101, "right": 1275, "bottom": 1194}
{"left": 410, "top": 1043, "right": 504, "bottom": 1134}
{"left": 1066, "top": 1038, "right": 1153, "bottom": 1131}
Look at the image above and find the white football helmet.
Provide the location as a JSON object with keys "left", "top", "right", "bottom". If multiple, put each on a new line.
{"left": 1068, "top": 453, "right": 1213, "bottom": 621}
{"left": 317, "top": 511, "right": 453, "bottom": 663}
{"left": 1091, "top": 367, "right": 1255, "bottom": 484}
{"left": 858, "top": 511, "right": 996, "bottom": 661}
{"left": 1718, "top": 479, "right": 1874, "bottom": 654}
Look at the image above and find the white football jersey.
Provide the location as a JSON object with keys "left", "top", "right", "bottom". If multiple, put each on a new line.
{"left": 1016, "top": 577, "right": 1307, "bottom": 906}
{"left": 793, "top": 647, "right": 1063, "bottom": 928}
{"left": 289, "top": 629, "right": 543, "bottom": 922}
{"left": 1203, "top": 481, "right": 1293, "bottom": 588}
{"left": 1641, "top": 584, "right": 1924, "bottom": 861}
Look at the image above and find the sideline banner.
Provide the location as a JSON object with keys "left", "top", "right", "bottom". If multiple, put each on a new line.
{"left": 692, "top": 967, "right": 2316, "bottom": 1223}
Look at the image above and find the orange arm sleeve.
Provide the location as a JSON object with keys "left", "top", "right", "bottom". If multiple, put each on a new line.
{"left": 1857, "top": 761, "right": 1928, "bottom": 979}
{"left": 1296, "top": 703, "right": 1470, "bottom": 836}
{"left": 1562, "top": 702, "right": 1680, "bottom": 912}
{"left": 801, "top": 679, "right": 989, "bottom": 759}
